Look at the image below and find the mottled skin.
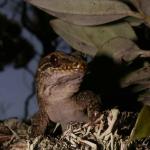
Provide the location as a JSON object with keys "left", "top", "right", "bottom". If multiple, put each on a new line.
{"left": 31, "top": 51, "right": 101, "bottom": 137}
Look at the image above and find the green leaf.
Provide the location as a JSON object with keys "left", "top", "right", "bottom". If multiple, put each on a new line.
{"left": 97, "top": 37, "right": 145, "bottom": 62}
{"left": 130, "top": 105, "right": 150, "bottom": 140}
{"left": 27, "top": 0, "right": 141, "bottom": 25}
{"left": 129, "top": 0, "right": 141, "bottom": 11}
{"left": 130, "top": 0, "right": 150, "bottom": 27}
{"left": 131, "top": 0, "right": 150, "bottom": 16}
{"left": 138, "top": 89, "right": 150, "bottom": 106}
{"left": 121, "top": 65, "right": 150, "bottom": 88}
{"left": 136, "top": 0, "right": 150, "bottom": 27}
{"left": 125, "top": 16, "right": 144, "bottom": 26}
{"left": 50, "top": 19, "right": 137, "bottom": 57}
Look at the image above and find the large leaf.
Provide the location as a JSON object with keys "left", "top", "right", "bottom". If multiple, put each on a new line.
{"left": 130, "top": 106, "right": 150, "bottom": 140}
{"left": 50, "top": 19, "right": 137, "bottom": 57}
{"left": 97, "top": 37, "right": 150, "bottom": 63}
{"left": 50, "top": 20, "right": 96, "bottom": 56}
{"left": 27, "top": 0, "right": 142, "bottom": 25}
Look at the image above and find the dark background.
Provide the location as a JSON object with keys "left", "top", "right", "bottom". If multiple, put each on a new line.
{"left": 0, "top": 0, "right": 62, "bottom": 119}
{"left": 0, "top": 0, "right": 150, "bottom": 120}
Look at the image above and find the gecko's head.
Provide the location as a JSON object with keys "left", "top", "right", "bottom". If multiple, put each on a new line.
{"left": 37, "top": 51, "right": 87, "bottom": 91}
{"left": 39, "top": 51, "right": 86, "bottom": 74}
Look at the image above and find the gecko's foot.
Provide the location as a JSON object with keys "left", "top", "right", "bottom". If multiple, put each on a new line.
{"left": 88, "top": 110, "right": 101, "bottom": 124}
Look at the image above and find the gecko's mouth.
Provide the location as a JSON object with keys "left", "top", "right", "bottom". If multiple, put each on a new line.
{"left": 57, "top": 71, "right": 84, "bottom": 84}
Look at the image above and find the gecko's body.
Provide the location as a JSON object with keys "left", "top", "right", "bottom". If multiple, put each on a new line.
{"left": 31, "top": 51, "right": 101, "bottom": 136}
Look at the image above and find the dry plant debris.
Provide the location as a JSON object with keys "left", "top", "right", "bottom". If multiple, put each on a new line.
{"left": 0, "top": 109, "right": 149, "bottom": 149}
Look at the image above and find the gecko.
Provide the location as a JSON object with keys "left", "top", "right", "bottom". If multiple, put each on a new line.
{"left": 31, "top": 51, "right": 101, "bottom": 137}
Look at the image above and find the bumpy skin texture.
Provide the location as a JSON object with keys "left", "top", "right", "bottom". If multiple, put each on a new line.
{"left": 31, "top": 51, "right": 101, "bottom": 137}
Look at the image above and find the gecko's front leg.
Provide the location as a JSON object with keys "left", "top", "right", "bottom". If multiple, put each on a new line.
{"left": 30, "top": 109, "right": 50, "bottom": 137}
{"left": 75, "top": 90, "right": 101, "bottom": 122}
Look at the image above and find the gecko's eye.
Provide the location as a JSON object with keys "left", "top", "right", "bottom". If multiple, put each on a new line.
{"left": 50, "top": 54, "right": 60, "bottom": 68}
